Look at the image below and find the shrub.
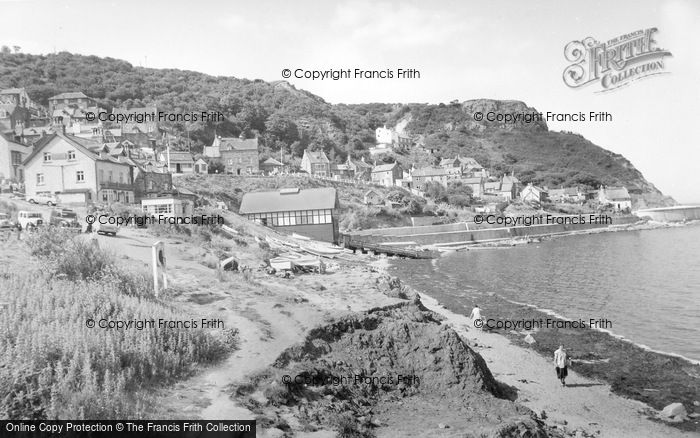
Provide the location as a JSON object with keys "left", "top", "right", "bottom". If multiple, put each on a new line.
{"left": 24, "top": 227, "right": 152, "bottom": 295}
{"left": 0, "top": 270, "right": 230, "bottom": 419}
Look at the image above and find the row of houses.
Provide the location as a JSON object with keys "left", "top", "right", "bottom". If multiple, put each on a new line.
{"left": 20, "top": 132, "right": 183, "bottom": 205}
{"left": 520, "top": 184, "right": 632, "bottom": 210}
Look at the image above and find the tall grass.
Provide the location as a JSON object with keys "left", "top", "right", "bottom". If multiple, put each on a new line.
{"left": 0, "top": 229, "right": 232, "bottom": 419}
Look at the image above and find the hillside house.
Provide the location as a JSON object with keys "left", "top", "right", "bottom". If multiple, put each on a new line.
{"left": 0, "top": 88, "right": 39, "bottom": 112}
{"left": 260, "top": 157, "right": 285, "bottom": 175}
{"left": 598, "top": 186, "right": 632, "bottom": 211}
{"left": 193, "top": 158, "right": 208, "bottom": 174}
{"left": 158, "top": 150, "right": 195, "bottom": 174}
{"left": 371, "top": 162, "right": 403, "bottom": 187}
{"left": 520, "top": 184, "right": 549, "bottom": 204}
{"left": 0, "top": 133, "right": 32, "bottom": 182}
{"left": 48, "top": 92, "right": 95, "bottom": 113}
{"left": 330, "top": 162, "right": 352, "bottom": 179}
{"left": 346, "top": 156, "right": 373, "bottom": 180}
{"left": 370, "top": 125, "right": 411, "bottom": 155}
{"left": 411, "top": 166, "right": 462, "bottom": 190}
{"left": 363, "top": 189, "right": 383, "bottom": 205}
{"left": 132, "top": 160, "right": 173, "bottom": 201}
{"left": 549, "top": 187, "right": 585, "bottom": 203}
{"left": 460, "top": 176, "right": 485, "bottom": 198}
{"left": 239, "top": 187, "right": 339, "bottom": 243}
{"left": 0, "top": 104, "right": 31, "bottom": 132}
{"left": 301, "top": 150, "right": 330, "bottom": 177}
{"left": 483, "top": 174, "right": 520, "bottom": 201}
{"left": 205, "top": 136, "right": 259, "bottom": 175}
{"left": 23, "top": 133, "right": 134, "bottom": 205}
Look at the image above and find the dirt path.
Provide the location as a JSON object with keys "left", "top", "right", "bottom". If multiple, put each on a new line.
{"left": 418, "top": 293, "right": 696, "bottom": 438}
{"left": 94, "top": 227, "right": 395, "bottom": 427}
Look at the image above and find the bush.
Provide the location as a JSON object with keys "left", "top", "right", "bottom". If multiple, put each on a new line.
{"left": 0, "top": 270, "right": 230, "bottom": 419}
{"left": 24, "top": 227, "right": 152, "bottom": 295}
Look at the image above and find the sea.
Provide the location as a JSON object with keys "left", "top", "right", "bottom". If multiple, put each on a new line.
{"left": 388, "top": 223, "right": 700, "bottom": 363}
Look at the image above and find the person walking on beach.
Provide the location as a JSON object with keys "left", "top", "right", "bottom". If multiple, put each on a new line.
{"left": 470, "top": 305, "right": 484, "bottom": 330}
{"left": 554, "top": 345, "right": 570, "bottom": 386}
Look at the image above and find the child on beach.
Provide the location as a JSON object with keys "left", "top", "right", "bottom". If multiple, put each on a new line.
{"left": 469, "top": 305, "right": 483, "bottom": 330}
{"left": 554, "top": 345, "right": 570, "bottom": 386}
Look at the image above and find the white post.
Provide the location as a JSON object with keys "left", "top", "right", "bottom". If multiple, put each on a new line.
{"left": 152, "top": 241, "right": 167, "bottom": 297}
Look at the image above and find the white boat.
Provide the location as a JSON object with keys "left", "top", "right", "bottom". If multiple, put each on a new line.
{"left": 292, "top": 233, "right": 312, "bottom": 241}
{"left": 301, "top": 242, "right": 344, "bottom": 258}
{"left": 266, "top": 235, "right": 300, "bottom": 249}
{"left": 269, "top": 257, "right": 294, "bottom": 271}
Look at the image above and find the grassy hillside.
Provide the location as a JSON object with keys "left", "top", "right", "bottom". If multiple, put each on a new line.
{"left": 0, "top": 51, "right": 672, "bottom": 204}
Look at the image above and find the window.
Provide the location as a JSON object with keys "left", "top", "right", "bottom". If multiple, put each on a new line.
{"left": 154, "top": 204, "right": 172, "bottom": 214}
{"left": 36, "top": 173, "right": 44, "bottom": 185}
{"left": 108, "top": 171, "right": 113, "bottom": 182}
{"left": 227, "top": 159, "right": 233, "bottom": 165}
{"left": 67, "top": 150, "right": 76, "bottom": 160}
{"left": 43, "top": 152, "right": 51, "bottom": 162}
{"left": 76, "top": 171, "right": 84, "bottom": 182}
{"left": 11, "top": 151, "right": 22, "bottom": 165}
{"left": 99, "top": 170, "right": 104, "bottom": 182}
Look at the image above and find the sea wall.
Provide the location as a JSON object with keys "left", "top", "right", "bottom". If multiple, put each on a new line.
{"left": 635, "top": 205, "right": 700, "bottom": 222}
{"left": 347, "top": 216, "right": 640, "bottom": 246}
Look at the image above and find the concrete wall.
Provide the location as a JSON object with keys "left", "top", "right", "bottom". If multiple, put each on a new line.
{"left": 348, "top": 216, "right": 640, "bottom": 246}
{"left": 635, "top": 206, "right": 700, "bottom": 222}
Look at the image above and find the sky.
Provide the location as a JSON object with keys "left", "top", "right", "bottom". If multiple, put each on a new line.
{"left": 1, "top": 0, "right": 699, "bottom": 203}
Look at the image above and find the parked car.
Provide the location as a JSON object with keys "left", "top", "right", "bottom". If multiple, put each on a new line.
{"left": 95, "top": 222, "right": 118, "bottom": 236}
{"left": 26, "top": 192, "right": 58, "bottom": 206}
{"left": 0, "top": 213, "right": 14, "bottom": 229}
{"left": 49, "top": 208, "right": 81, "bottom": 232}
{"left": 17, "top": 211, "right": 44, "bottom": 229}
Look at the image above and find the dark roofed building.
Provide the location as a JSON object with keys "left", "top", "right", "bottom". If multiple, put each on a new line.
{"left": 239, "top": 187, "right": 339, "bottom": 243}
{"left": 598, "top": 186, "right": 632, "bottom": 211}
{"left": 260, "top": 157, "right": 285, "bottom": 175}
{"left": 48, "top": 92, "right": 95, "bottom": 113}
{"left": 371, "top": 162, "right": 403, "bottom": 187}
{"left": 301, "top": 150, "right": 330, "bottom": 177}
{"left": 205, "top": 136, "right": 259, "bottom": 175}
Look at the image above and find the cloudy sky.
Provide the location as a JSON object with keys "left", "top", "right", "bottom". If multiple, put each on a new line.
{"left": 2, "top": 0, "right": 699, "bottom": 202}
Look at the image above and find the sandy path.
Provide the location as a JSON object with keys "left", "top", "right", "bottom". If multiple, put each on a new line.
{"left": 418, "top": 292, "right": 696, "bottom": 437}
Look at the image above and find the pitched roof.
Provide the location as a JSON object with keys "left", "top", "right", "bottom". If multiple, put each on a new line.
{"left": 219, "top": 137, "right": 258, "bottom": 151}
{"left": 49, "top": 92, "right": 90, "bottom": 100}
{"left": 372, "top": 162, "right": 400, "bottom": 173}
{"left": 0, "top": 88, "right": 25, "bottom": 95}
{"left": 461, "top": 177, "right": 484, "bottom": 184}
{"left": 261, "top": 157, "right": 284, "bottom": 166}
{"left": 304, "top": 150, "right": 329, "bottom": 164}
{"left": 604, "top": 186, "right": 630, "bottom": 200}
{"left": 239, "top": 187, "right": 337, "bottom": 214}
{"left": 164, "top": 151, "right": 194, "bottom": 163}
{"left": 349, "top": 158, "right": 372, "bottom": 169}
{"left": 412, "top": 166, "right": 458, "bottom": 177}
{"left": 22, "top": 133, "right": 130, "bottom": 166}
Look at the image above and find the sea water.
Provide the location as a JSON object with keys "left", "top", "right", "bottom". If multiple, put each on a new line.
{"left": 388, "top": 223, "right": 700, "bottom": 362}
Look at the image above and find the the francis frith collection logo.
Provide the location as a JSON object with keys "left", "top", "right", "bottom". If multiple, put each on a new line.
{"left": 563, "top": 28, "right": 672, "bottom": 92}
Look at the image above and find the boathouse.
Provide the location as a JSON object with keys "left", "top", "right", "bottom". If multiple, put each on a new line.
{"left": 239, "top": 187, "right": 339, "bottom": 243}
